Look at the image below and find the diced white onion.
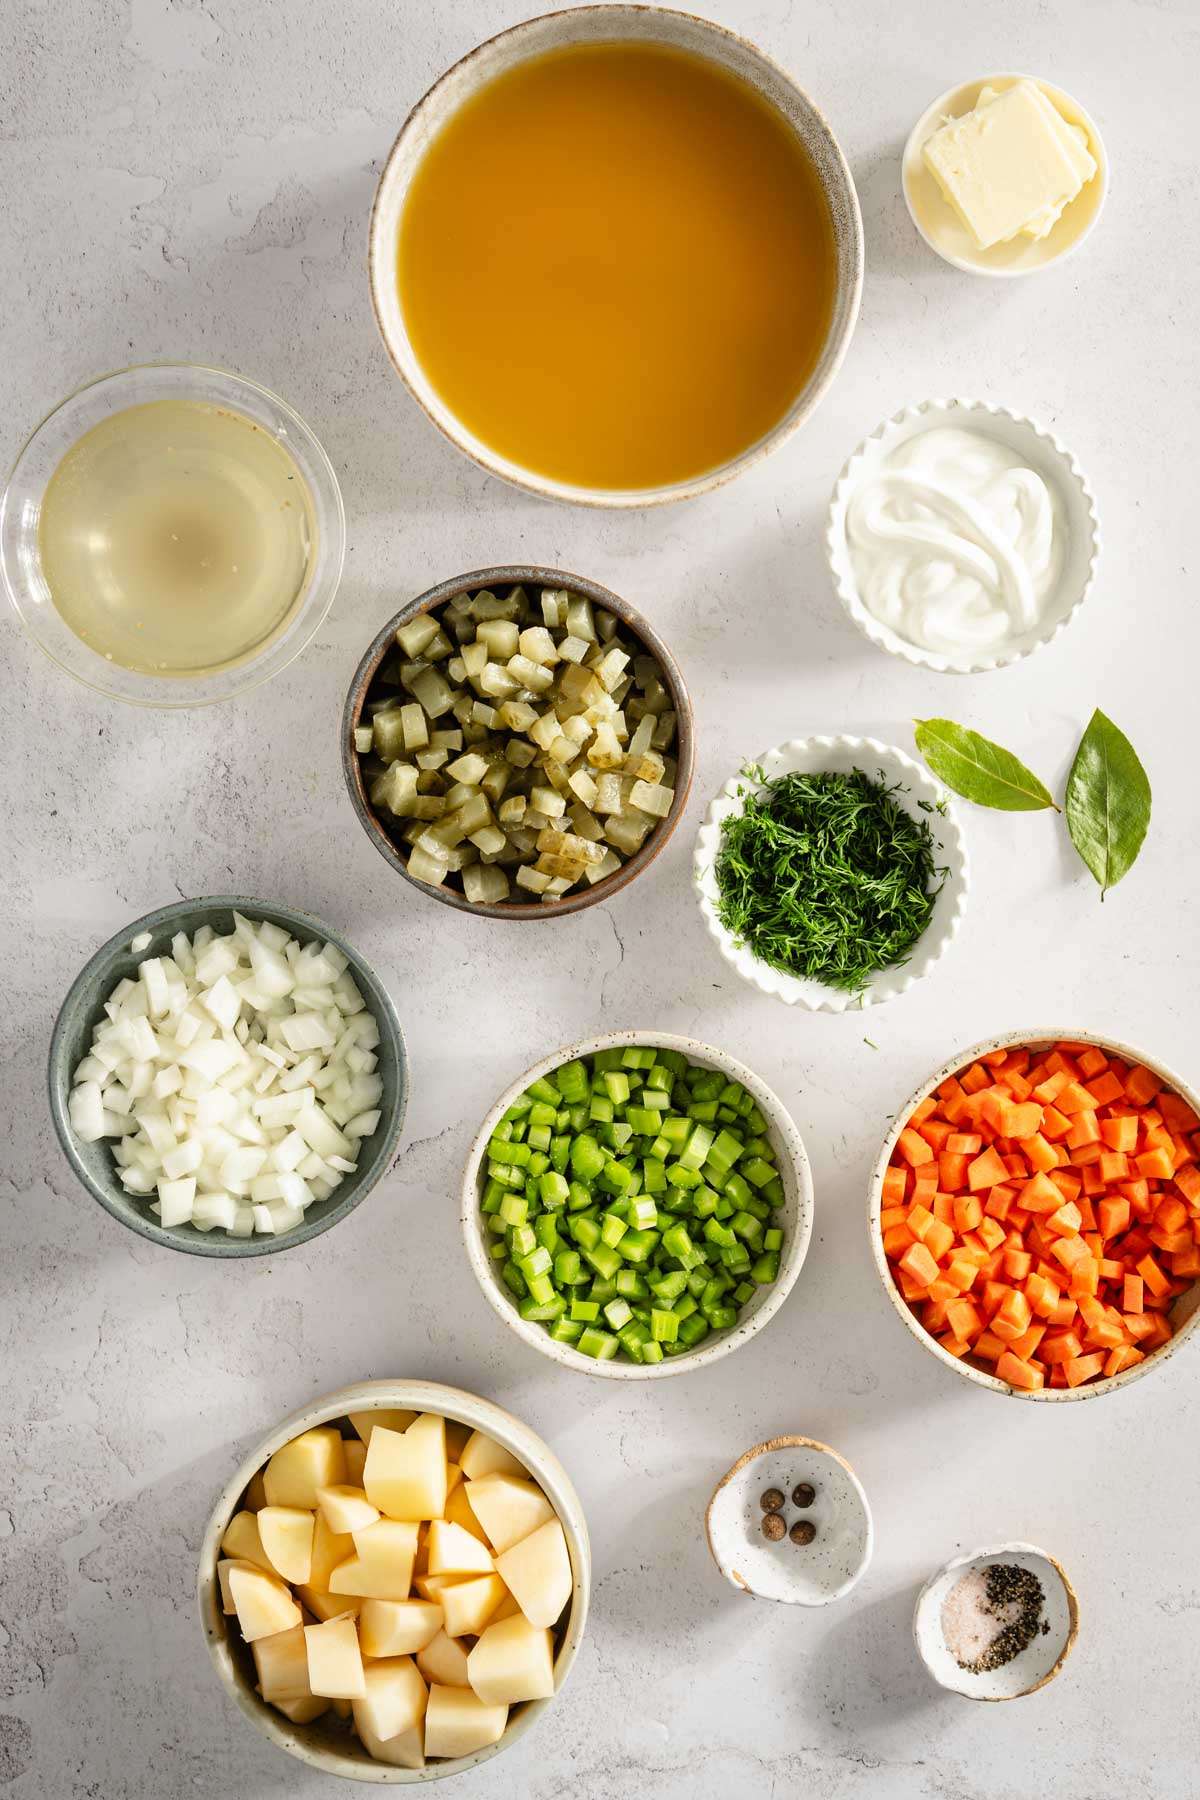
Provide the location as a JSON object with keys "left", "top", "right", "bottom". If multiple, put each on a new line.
{"left": 67, "top": 918, "right": 385, "bottom": 1241}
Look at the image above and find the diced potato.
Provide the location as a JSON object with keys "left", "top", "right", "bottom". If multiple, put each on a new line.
{"left": 243, "top": 1471, "right": 268, "bottom": 1512}
{"left": 217, "top": 1557, "right": 253, "bottom": 1614}
{"left": 416, "top": 1630, "right": 471, "bottom": 1690}
{"left": 253, "top": 1623, "right": 312, "bottom": 1702}
{"left": 257, "top": 1507, "right": 315, "bottom": 1584}
{"left": 353, "top": 1655, "right": 428, "bottom": 1743}
{"left": 495, "top": 1521, "right": 572, "bottom": 1629}
{"left": 358, "top": 1598, "right": 444, "bottom": 1658}
{"left": 328, "top": 1520, "right": 419, "bottom": 1600}
{"left": 353, "top": 1712, "right": 425, "bottom": 1769}
{"left": 304, "top": 1614, "right": 365, "bottom": 1699}
{"left": 427, "top": 1519, "right": 495, "bottom": 1577}
{"left": 343, "top": 1440, "right": 367, "bottom": 1486}
{"left": 349, "top": 1410, "right": 418, "bottom": 1445}
{"left": 296, "top": 1586, "right": 360, "bottom": 1624}
{"left": 227, "top": 1563, "right": 302, "bottom": 1642}
{"left": 444, "top": 1480, "right": 492, "bottom": 1548}
{"left": 438, "top": 1575, "right": 508, "bottom": 1639}
{"left": 263, "top": 1428, "right": 347, "bottom": 1509}
{"left": 220, "top": 1510, "right": 275, "bottom": 1575}
{"left": 457, "top": 1432, "right": 527, "bottom": 1483}
{"left": 316, "top": 1487, "right": 380, "bottom": 1536}
{"left": 364, "top": 1415, "right": 448, "bottom": 1522}
{"left": 272, "top": 1695, "right": 331, "bottom": 1725}
{"left": 464, "top": 1474, "right": 554, "bottom": 1555}
{"left": 467, "top": 1614, "right": 555, "bottom": 1706}
{"left": 424, "top": 1686, "right": 509, "bottom": 1761}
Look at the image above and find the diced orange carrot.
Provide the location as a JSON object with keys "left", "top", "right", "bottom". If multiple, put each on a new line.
{"left": 1086, "top": 1072, "right": 1124, "bottom": 1107}
{"left": 960, "top": 1063, "right": 991, "bottom": 1095}
{"left": 927, "top": 1278, "right": 958, "bottom": 1306}
{"left": 1042, "top": 1331, "right": 1083, "bottom": 1365}
{"left": 943, "top": 1255, "right": 979, "bottom": 1292}
{"left": 908, "top": 1096, "right": 937, "bottom": 1127}
{"left": 1066, "top": 1111, "right": 1103, "bottom": 1149}
{"left": 897, "top": 1128, "right": 933, "bottom": 1167}
{"left": 938, "top": 1333, "right": 971, "bottom": 1359}
{"left": 976, "top": 1217, "right": 1006, "bottom": 1252}
{"left": 881, "top": 1165, "right": 908, "bottom": 1206}
{"left": 932, "top": 1192, "right": 955, "bottom": 1223}
{"left": 1024, "top": 1133, "right": 1058, "bottom": 1174}
{"left": 924, "top": 1218, "right": 956, "bottom": 1263}
{"left": 1049, "top": 1295, "right": 1078, "bottom": 1327}
{"left": 918, "top": 1117, "right": 953, "bottom": 1151}
{"left": 1098, "top": 1257, "right": 1123, "bottom": 1281}
{"left": 946, "top": 1298, "right": 983, "bottom": 1342}
{"left": 983, "top": 1183, "right": 1016, "bottom": 1221}
{"left": 992, "top": 1288, "right": 1032, "bottom": 1341}
{"left": 952, "top": 1193, "right": 983, "bottom": 1233}
{"left": 1171, "top": 1246, "right": 1200, "bottom": 1277}
{"left": 1050, "top": 1233, "right": 1091, "bottom": 1273}
{"left": 1040, "top": 1104, "right": 1071, "bottom": 1140}
{"left": 1137, "top": 1253, "right": 1170, "bottom": 1296}
{"left": 973, "top": 1328, "right": 1005, "bottom": 1362}
{"left": 882, "top": 1224, "right": 915, "bottom": 1257}
{"left": 1020, "top": 1172, "right": 1063, "bottom": 1214}
{"left": 938, "top": 1152, "right": 969, "bottom": 1192}
{"left": 1100, "top": 1115, "right": 1138, "bottom": 1153}
{"left": 1048, "top": 1169, "right": 1082, "bottom": 1203}
{"left": 1122, "top": 1273, "right": 1144, "bottom": 1313}
{"left": 945, "top": 1132, "right": 983, "bottom": 1155}
{"left": 1057, "top": 1081, "right": 1098, "bottom": 1116}
{"left": 1007, "top": 1322, "right": 1047, "bottom": 1362}
{"left": 1150, "top": 1228, "right": 1193, "bottom": 1256}
{"left": 1045, "top": 1201, "right": 1083, "bottom": 1238}
{"left": 1084, "top": 1313, "right": 1126, "bottom": 1351}
{"left": 1003, "top": 1247, "right": 1032, "bottom": 1281}
{"left": 996, "top": 1351, "right": 1043, "bottom": 1391}
{"left": 1125, "top": 1065, "right": 1163, "bottom": 1106}
{"left": 1154, "top": 1196, "right": 1188, "bottom": 1234}
{"left": 1033, "top": 1070, "right": 1070, "bottom": 1104}
{"left": 912, "top": 1163, "right": 939, "bottom": 1201}
{"left": 1160, "top": 1092, "right": 1200, "bottom": 1132}
{"left": 899, "top": 1240, "right": 939, "bottom": 1288}
{"left": 907, "top": 1203, "right": 935, "bottom": 1241}
{"left": 967, "top": 1146, "right": 1009, "bottom": 1192}
{"left": 1104, "top": 1345, "right": 1144, "bottom": 1378}
{"left": 1097, "top": 1152, "right": 1129, "bottom": 1184}
{"left": 1068, "top": 1258, "right": 1100, "bottom": 1298}
{"left": 1076, "top": 1047, "right": 1109, "bottom": 1079}
{"left": 1137, "top": 1147, "right": 1175, "bottom": 1181}
{"left": 1064, "top": 1352, "right": 1106, "bottom": 1387}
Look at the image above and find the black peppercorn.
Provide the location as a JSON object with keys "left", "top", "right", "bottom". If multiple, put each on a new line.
{"left": 790, "top": 1519, "right": 816, "bottom": 1546}
{"left": 759, "top": 1487, "right": 785, "bottom": 1512}
{"left": 762, "top": 1512, "right": 787, "bottom": 1541}
{"left": 792, "top": 1482, "right": 815, "bottom": 1508}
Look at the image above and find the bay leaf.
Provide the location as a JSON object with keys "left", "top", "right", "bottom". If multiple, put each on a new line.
{"left": 913, "top": 720, "right": 1058, "bottom": 811}
{"left": 1065, "top": 709, "right": 1151, "bottom": 896}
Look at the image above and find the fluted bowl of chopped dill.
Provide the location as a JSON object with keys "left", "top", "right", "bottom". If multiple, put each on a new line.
{"left": 693, "top": 736, "right": 970, "bottom": 1012}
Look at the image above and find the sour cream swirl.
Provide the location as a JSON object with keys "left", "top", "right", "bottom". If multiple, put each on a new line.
{"left": 846, "top": 427, "right": 1064, "bottom": 656}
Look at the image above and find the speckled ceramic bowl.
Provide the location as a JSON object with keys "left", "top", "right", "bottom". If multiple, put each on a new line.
{"left": 902, "top": 74, "right": 1107, "bottom": 277}
{"left": 869, "top": 1029, "right": 1200, "bottom": 1400}
{"left": 706, "top": 1436, "right": 872, "bottom": 1605}
{"left": 826, "top": 399, "right": 1101, "bottom": 674}
{"left": 48, "top": 897, "right": 407, "bottom": 1257}
{"left": 198, "top": 1379, "right": 589, "bottom": 1782}
{"left": 693, "top": 736, "right": 969, "bottom": 1011}
{"left": 368, "top": 5, "right": 863, "bottom": 507}
{"left": 914, "top": 1542, "right": 1078, "bottom": 1700}
{"left": 342, "top": 566, "right": 694, "bottom": 921}
{"left": 461, "top": 1030, "right": 814, "bottom": 1378}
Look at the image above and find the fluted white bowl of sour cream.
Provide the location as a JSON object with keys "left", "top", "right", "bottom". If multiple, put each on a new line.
{"left": 825, "top": 399, "right": 1100, "bottom": 674}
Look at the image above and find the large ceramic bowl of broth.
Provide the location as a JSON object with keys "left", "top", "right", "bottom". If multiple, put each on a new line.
{"left": 369, "top": 7, "right": 863, "bottom": 508}
{"left": 0, "top": 363, "right": 345, "bottom": 707}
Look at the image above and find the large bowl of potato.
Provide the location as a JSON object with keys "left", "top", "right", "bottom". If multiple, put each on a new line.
{"left": 198, "top": 1379, "right": 590, "bottom": 1782}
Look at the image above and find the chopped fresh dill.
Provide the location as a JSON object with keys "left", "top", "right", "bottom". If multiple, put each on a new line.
{"left": 713, "top": 767, "right": 945, "bottom": 994}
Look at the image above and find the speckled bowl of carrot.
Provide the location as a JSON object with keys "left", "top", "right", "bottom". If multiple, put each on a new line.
{"left": 869, "top": 1031, "right": 1200, "bottom": 1401}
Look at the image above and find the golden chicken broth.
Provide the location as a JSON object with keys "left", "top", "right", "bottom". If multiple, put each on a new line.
{"left": 397, "top": 41, "right": 837, "bottom": 491}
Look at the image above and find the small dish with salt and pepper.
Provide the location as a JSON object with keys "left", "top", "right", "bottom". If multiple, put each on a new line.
{"left": 705, "top": 1435, "right": 872, "bottom": 1606}
{"left": 914, "top": 1542, "right": 1078, "bottom": 1700}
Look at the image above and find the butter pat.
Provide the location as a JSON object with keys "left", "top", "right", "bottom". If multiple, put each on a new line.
{"left": 923, "top": 80, "right": 1097, "bottom": 250}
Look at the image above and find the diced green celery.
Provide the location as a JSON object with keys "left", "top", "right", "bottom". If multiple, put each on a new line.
{"left": 534, "top": 1215, "right": 559, "bottom": 1253}
{"left": 640, "top": 1339, "right": 664, "bottom": 1364}
{"left": 742, "top": 1156, "right": 776, "bottom": 1189}
{"left": 602, "top": 1071, "right": 631, "bottom": 1104}
{"left": 678, "top": 1123, "right": 714, "bottom": 1171}
{"left": 603, "top": 1297, "right": 633, "bottom": 1330}
{"left": 555, "top": 1059, "right": 590, "bottom": 1103}
{"left": 650, "top": 1309, "right": 679, "bottom": 1343}
{"left": 678, "top": 1314, "right": 710, "bottom": 1347}
{"left": 519, "top": 1294, "right": 566, "bottom": 1322}
{"left": 501, "top": 1261, "right": 527, "bottom": 1297}
{"left": 641, "top": 1158, "right": 667, "bottom": 1192}
{"left": 629, "top": 1197, "right": 657, "bottom": 1230}
{"left": 584, "top": 1243, "right": 621, "bottom": 1280}
{"left": 570, "top": 1134, "right": 606, "bottom": 1181}
{"left": 665, "top": 1163, "right": 701, "bottom": 1190}
{"left": 764, "top": 1228, "right": 783, "bottom": 1251}
{"left": 650, "top": 1269, "right": 688, "bottom": 1302}
{"left": 570, "top": 1297, "right": 599, "bottom": 1322}
{"left": 555, "top": 1249, "right": 582, "bottom": 1285}
{"left": 550, "top": 1317, "right": 584, "bottom": 1343}
{"left": 589, "top": 1095, "right": 614, "bottom": 1124}
{"left": 508, "top": 1224, "right": 537, "bottom": 1257}
{"left": 571, "top": 1215, "right": 601, "bottom": 1250}
{"left": 526, "top": 1272, "right": 556, "bottom": 1305}
{"left": 616, "top": 1228, "right": 657, "bottom": 1264}
{"left": 526, "top": 1077, "right": 560, "bottom": 1105}
{"left": 577, "top": 1327, "right": 619, "bottom": 1360}
{"left": 539, "top": 1171, "right": 570, "bottom": 1209}
{"left": 498, "top": 1195, "right": 529, "bottom": 1227}
{"left": 752, "top": 1253, "right": 780, "bottom": 1284}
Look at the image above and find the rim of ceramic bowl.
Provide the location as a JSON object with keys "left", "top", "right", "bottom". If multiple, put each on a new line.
{"left": 47, "top": 896, "right": 407, "bottom": 1257}
{"left": 868, "top": 1028, "right": 1200, "bottom": 1400}
{"left": 367, "top": 4, "right": 864, "bottom": 508}
{"left": 341, "top": 566, "right": 694, "bottom": 920}
{"left": 825, "top": 398, "right": 1102, "bottom": 675}
{"left": 912, "top": 1541, "right": 1079, "bottom": 1699}
{"left": 705, "top": 1435, "right": 873, "bottom": 1606}
{"left": 197, "top": 1378, "right": 590, "bottom": 1782}
{"left": 901, "top": 73, "right": 1108, "bottom": 279}
{"left": 693, "top": 736, "right": 970, "bottom": 1011}
{"left": 0, "top": 361, "right": 346, "bottom": 708}
{"left": 461, "top": 1029, "right": 814, "bottom": 1377}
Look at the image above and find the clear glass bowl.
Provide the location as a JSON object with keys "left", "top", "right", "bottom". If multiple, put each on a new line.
{"left": 0, "top": 363, "right": 346, "bottom": 707}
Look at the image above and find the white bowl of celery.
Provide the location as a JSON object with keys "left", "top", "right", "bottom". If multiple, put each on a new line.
{"left": 461, "top": 1032, "right": 814, "bottom": 1379}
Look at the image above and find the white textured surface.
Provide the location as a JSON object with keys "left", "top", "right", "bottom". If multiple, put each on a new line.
{"left": 2, "top": 2, "right": 1198, "bottom": 1796}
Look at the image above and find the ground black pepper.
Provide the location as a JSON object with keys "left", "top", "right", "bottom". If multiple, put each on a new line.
{"left": 958, "top": 1563, "right": 1046, "bottom": 1673}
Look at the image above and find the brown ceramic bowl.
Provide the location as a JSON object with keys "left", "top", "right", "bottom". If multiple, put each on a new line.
{"left": 342, "top": 565, "right": 694, "bottom": 919}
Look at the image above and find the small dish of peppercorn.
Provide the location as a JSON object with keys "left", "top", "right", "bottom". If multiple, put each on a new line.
{"left": 705, "top": 1435, "right": 872, "bottom": 1606}
{"left": 914, "top": 1541, "right": 1079, "bottom": 1700}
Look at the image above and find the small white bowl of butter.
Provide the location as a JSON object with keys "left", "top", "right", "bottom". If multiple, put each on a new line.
{"left": 902, "top": 74, "right": 1107, "bottom": 278}
{"left": 825, "top": 398, "right": 1100, "bottom": 675}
